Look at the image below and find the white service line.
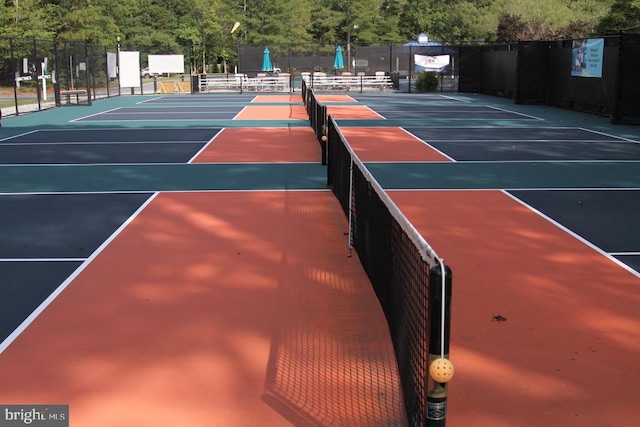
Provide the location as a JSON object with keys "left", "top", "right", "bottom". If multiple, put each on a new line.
{"left": 0, "top": 192, "right": 159, "bottom": 355}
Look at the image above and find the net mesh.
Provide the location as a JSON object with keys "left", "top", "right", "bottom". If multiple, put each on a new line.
{"left": 302, "top": 81, "right": 328, "bottom": 164}
{"left": 327, "top": 116, "right": 451, "bottom": 426}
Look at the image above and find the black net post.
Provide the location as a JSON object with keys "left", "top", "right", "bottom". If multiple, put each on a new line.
{"left": 426, "top": 263, "right": 453, "bottom": 426}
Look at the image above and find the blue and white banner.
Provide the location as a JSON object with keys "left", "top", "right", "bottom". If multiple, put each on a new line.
{"left": 571, "top": 38, "right": 604, "bottom": 78}
{"left": 414, "top": 54, "right": 450, "bottom": 73}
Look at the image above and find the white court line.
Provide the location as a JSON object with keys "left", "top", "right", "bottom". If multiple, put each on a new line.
{"left": 392, "top": 139, "right": 629, "bottom": 143}
{"left": 362, "top": 105, "right": 386, "bottom": 119}
{"left": 0, "top": 140, "right": 208, "bottom": 146}
{"left": 233, "top": 106, "right": 249, "bottom": 120}
{"left": 398, "top": 127, "right": 456, "bottom": 162}
{"left": 610, "top": 252, "right": 640, "bottom": 256}
{"left": 487, "top": 105, "right": 545, "bottom": 121}
{"left": 188, "top": 129, "right": 224, "bottom": 163}
{"left": 69, "top": 107, "right": 122, "bottom": 123}
{"left": 99, "top": 111, "right": 239, "bottom": 116}
{"left": 73, "top": 118, "right": 235, "bottom": 123}
{"left": 385, "top": 187, "right": 640, "bottom": 192}
{"left": 136, "top": 96, "right": 165, "bottom": 104}
{"left": 398, "top": 125, "right": 589, "bottom": 130}
{"left": 502, "top": 190, "right": 640, "bottom": 279}
{"left": 31, "top": 127, "right": 220, "bottom": 132}
{"left": 0, "top": 130, "right": 39, "bottom": 142}
{"left": 362, "top": 159, "right": 640, "bottom": 165}
{"left": 0, "top": 189, "right": 325, "bottom": 196}
{"left": 578, "top": 127, "right": 640, "bottom": 144}
{"left": 0, "top": 258, "right": 87, "bottom": 262}
{"left": 0, "top": 192, "right": 159, "bottom": 355}
{"left": 439, "top": 94, "right": 471, "bottom": 103}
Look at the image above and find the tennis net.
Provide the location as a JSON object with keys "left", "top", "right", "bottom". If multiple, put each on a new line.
{"left": 326, "top": 115, "right": 453, "bottom": 426}
{"left": 302, "top": 79, "right": 328, "bottom": 164}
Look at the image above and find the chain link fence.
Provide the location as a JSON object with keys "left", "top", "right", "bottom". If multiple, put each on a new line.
{"left": 0, "top": 37, "right": 126, "bottom": 117}
{"left": 0, "top": 37, "right": 196, "bottom": 118}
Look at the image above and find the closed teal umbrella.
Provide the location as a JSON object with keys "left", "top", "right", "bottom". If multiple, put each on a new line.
{"left": 333, "top": 45, "right": 344, "bottom": 70}
{"left": 262, "top": 48, "right": 273, "bottom": 72}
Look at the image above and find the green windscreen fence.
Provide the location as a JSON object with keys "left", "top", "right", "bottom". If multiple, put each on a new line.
{"left": 613, "top": 34, "right": 640, "bottom": 125}
{"left": 515, "top": 41, "right": 548, "bottom": 104}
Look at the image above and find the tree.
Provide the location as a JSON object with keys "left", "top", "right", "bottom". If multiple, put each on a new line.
{"left": 595, "top": 0, "right": 640, "bottom": 34}
{"left": 0, "top": 0, "right": 57, "bottom": 39}
{"left": 309, "top": 2, "right": 342, "bottom": 44}
{"left": 248, "top": 0, "right": 313, "bottom": 45}
{"left": 496, "top": 13, "right": 527, "bottom": 42}
{"left": 56, "top": 4, "right": 119, "bottom": 44}
{"left": 371, "top": 0, "right": 407, "bottom": 42}
{"left": 430, "top": 1, "right": 496, "bottom": 43}
{"left": 323, "top": 0, "right": 385, "bottom": 44}
{"left": 399, "top": 0, "right": 441, "bottom": 41}
{"left": 0, "top": 0, "right": 626, "bottom": 53}
{"left": 553, "top": 21, "right": 594, "bottom": 39}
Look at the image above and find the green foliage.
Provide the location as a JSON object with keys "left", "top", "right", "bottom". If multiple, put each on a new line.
{"left": 431, "top": 1, "right": 496, "bottom": 43}
{"left": 595, "top": 0, "right": 640, "bottom": 34}
{"left": 0, "top": 0, "right": 627, "bottom": 58}
{"left": 0, "top": 0, "right": 57, "bottom": 39}
{"left": 56, "top": 5, "right": 120, "bottom": 43}
{"left": 415, "top": 71, "right": 439, "bottom": 92}
{"left": 494, "top": 0, "right": 611, "bottom": 41}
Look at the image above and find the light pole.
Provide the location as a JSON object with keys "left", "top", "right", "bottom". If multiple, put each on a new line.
{"left": 116, "top": 36, "right": 121, "bottom": 96}
{"left": 347, "top": 24, "right": 358, "bottom": 72}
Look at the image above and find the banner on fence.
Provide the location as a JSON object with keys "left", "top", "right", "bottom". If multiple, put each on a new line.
{"left": 107, "top": 52, "right": 117, "bottom": 79}
{"left": 414, "top": 54, "right": 450, "bottom": 73}
{"left": 571, "top": 38, "right": 604, "bottom": 78}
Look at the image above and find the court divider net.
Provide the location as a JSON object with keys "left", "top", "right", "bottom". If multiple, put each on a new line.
{"left": 326, "top": 115, "right": 453, "bottom": 426}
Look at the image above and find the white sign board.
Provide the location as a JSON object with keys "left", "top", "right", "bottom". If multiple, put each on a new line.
{"left": 148, "top": 55, "right": 185, "bottom": 74}
{"left": 119, "top": 51, "right": 140, "bottom": 87}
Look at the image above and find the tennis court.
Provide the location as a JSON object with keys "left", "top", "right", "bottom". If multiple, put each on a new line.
{"left": 0, "top": 91, "right": 639, "bottom": 426}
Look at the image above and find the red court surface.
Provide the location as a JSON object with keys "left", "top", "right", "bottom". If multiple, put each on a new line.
{"left": 234, "top": 105, "right": 308, "bottom": 120}
{"left": 326, "top": 105, "right": 384, "bottom": 119}
{"left": 340, "top": 127, "right": 452, "bottom": 162}
{"left": 252, "top": 95, "right": 302, "bottom": 103}
{"left": 0, "top": 192, "right": 404, "bottom": 426}
{"left": 235, "top": 94, "right": 377, "bottom": 120}
{"left": 193, "top": 128, "right": 321, "bottom": 163}
{"left": 5, "top": 93, "right": 637, "bottom": 427}
{"left": 235, "top": 103, "right": 379, "bottom": 120}
{"left": 309, "top": 93, "right": 381, "bottom": 119}
{"left": 388, "top": 190, "right": 640, "bottom": 427}
{"left": 316, "top": 95, "right": 356, "bottom": 103}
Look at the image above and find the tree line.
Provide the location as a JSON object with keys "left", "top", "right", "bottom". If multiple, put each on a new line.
{"left": 1, "top": 0, "right": 639, "bottom": 69}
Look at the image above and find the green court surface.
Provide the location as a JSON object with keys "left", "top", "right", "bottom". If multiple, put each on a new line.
{"left": 367, "top": 161, "right": 640, "bottom": 190}
{"left": 0, "top": 163, "right": 326, "bottom": 193}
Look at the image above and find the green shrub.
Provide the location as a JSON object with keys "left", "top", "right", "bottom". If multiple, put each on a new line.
{"left": 415, "top": 71, "right": 439, "bottom": 92}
